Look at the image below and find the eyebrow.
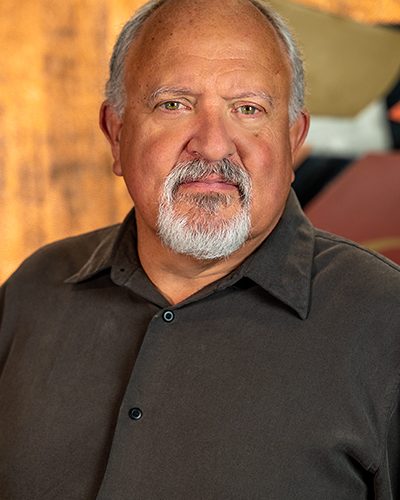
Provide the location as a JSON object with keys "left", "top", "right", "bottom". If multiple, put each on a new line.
{"left": 146, "top": 86, "right": 274, "bottom": 107}
{"left": 147, "top": 86, "right": 196, "bottom": 106}
{"left": 227, "top": 91, "right": 274, "bottom": 107}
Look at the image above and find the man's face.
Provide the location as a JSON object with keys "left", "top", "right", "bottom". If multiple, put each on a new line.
{"left": 102, "top": 0, "right": 308, "bottom": 258}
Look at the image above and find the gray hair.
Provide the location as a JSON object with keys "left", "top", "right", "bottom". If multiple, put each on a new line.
{"left": 105, "top": 0, "right": 305, "bottom": 123}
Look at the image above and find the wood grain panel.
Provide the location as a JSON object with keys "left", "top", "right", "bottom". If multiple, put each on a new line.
{"left": 0, "top": 0, "right": 144, "bottom": 281}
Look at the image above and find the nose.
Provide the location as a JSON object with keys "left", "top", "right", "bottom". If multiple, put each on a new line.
{"left": 186, "top": 109, "right": 236, "bottom": 162}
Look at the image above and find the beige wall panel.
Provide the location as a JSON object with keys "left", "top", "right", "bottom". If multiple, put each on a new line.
{"left": 0, "top": 0, "right": 145, "bottom": 281}
{"left": 294, "top": 0, "right": 400, "bottom": 23}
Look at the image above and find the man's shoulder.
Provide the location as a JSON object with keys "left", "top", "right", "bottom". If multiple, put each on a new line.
{"left": 6, "top": 223, "right": 121, "bottom": 286}
{"left": 313, "top": 228, "right": 400, "bottom": 296}
{"left": 314, "top": 228, "right": 400, "bottom": 271}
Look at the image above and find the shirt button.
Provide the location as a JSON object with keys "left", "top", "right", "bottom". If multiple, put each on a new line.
{"left": 128, "top": 407, "right": 143, "bottom": 421}
{"left": 162, "top": 310, "right": 175, "bottom": 323}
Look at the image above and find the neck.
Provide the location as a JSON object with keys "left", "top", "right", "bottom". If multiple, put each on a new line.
{"left": 136, "top": 221, "right": 269, "bottom": 305}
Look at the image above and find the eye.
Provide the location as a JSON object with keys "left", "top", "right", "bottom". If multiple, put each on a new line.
{"left": 159, "top": 101, "right": 186, "bottom": 111}
{"left": 236, "top": 104, "right": 261, "bottom": 115}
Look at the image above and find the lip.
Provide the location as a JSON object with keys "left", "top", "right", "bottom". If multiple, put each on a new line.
{"left": 179, "top": 176, "right": 238, "bottom": 192}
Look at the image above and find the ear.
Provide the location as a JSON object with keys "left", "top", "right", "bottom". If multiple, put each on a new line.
{"left": 289, "top": 111, "right": 310, "bottom": 163}
{"left": 99, "top": 101, "right": 124, "bottom": 176}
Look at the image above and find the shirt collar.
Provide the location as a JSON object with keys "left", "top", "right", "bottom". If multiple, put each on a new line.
{"left": 66, "top": 190, "right": 314, "bottom": 319}
{"left": 65, "top": 211, "right": 138, "bottom": 284}
{"left": 240, "top": 190, "right": 314, "bottom": 320}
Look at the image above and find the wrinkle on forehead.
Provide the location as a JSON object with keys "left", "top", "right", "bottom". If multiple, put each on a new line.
{"left": 123, "top": 0, "right": 292, "bottom": 105}
{"left": 127, "top": 0, "right": 288, "bottom": 66}
{"left": 147, "top": 0, "right": 268, "bottom": 32}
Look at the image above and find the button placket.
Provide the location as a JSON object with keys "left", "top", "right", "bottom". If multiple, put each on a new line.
{"left": 126, "top": 310, "right": 176, "bottom": 425}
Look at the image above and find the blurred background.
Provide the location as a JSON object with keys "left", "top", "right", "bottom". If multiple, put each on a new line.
{"left": 1, "top": 0, "right": 399, "bottom": 282}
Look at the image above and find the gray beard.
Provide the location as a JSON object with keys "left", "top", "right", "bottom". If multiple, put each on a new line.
{"left": 156, "top": 159, "right": 252, "bottom": 260}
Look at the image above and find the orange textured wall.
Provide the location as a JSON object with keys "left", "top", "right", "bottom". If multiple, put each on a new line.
{"left": 0, "top": 0, "right": 145, "bottom": 281}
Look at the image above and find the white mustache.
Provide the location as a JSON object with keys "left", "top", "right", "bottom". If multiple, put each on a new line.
{"left": 163, "top": 159, "right": 252, "bottom": 204}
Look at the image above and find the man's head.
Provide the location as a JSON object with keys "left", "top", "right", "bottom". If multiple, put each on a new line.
{"left": 100, "top": 0, "right": 309, "bottom": 261}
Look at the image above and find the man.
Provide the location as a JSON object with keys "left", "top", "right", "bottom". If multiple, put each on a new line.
{"left": 0, "top": 0, "right": 399, "bottom": 498}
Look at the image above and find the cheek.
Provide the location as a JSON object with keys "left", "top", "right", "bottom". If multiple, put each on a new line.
{"left": 241, "top": 130, "right": 292, "bottom": 184}
{"left": 123, "top": 119, "right": 187, "bottom": 170}
{"left": 242, "top": 133, "right": 294, "bottom": 217}
{"left": 118, "top": 126, "right": 183, "bottom": 208}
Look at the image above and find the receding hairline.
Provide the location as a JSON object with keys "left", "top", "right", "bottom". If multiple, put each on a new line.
{"left": 105, "top": 0, "right": 305, "bottom": 122}
{"left": 125, "top": 0, "right": 290, "bottom": 61}
{"left": 122, "top": 0, "right": 293, "bottom": 105}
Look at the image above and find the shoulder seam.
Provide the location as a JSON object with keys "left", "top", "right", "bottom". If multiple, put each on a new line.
{"left": 315, "top": 232, "right": 400, "bottom": 273}
{"left": 32, "top": 223, "right": 121, "bottom": 251}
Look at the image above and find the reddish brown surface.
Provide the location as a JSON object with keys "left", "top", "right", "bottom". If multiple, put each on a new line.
{"left": 305, "top": 153, "right": 400, "bottom": 264}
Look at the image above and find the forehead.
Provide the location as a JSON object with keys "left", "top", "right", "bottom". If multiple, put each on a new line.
{"left": 124, "top": 0, "right": 291, "bottom": 92}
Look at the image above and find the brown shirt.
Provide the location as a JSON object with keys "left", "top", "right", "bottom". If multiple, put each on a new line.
{"left": 0, "top": 192, "right": 399, "bottom": 499}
